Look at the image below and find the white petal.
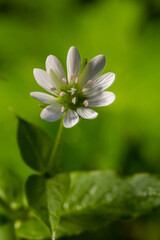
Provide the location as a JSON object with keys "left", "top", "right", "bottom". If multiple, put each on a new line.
{"left": 33, "top": 68, "right": 57, "bottom": 94}
{"left": 77, "top": 108, "right": 98, "bottom": 119}
{"left": 81, "top": 55, "right": 106, "bottom": 87}
{"left": 30, "top": 92, "right": 57, "bottom": 104}
{"left": 40, "top": 104, "right": 63, "bottom": 122}
{"left": 67, "top": 46, "right": 81, "bottom": 83}
{"left": 46, "top": 55, "right": 66, "bottom": 87}
{"left": 63, "top": 110, "right": 79, "bottom": 128}
{"left": 86, "top": 72, "right": 115, "bottom": 97}
{"left": 88, "top": 91, "right": 115, "bottom": 107}
{"left": 46, "top": 55, "right": 65, "bottom": 78}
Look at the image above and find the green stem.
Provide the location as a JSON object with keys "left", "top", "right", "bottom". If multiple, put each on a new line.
{"left": 47, "top": 118, "right": 64, "bottom": 175}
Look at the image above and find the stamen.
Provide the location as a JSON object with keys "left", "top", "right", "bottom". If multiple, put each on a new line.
{"left": 68, "top": 87, "right": 77, "bottom": 95}
{"left": 50, "top": 87, "right": 56, "bottom": 91}
{"left": 71, "top": 73, "right": 74, "bottom": 80}
{"left": 83, "top": 100, "right": 89, "bottom": 107}
{"left": 75, "top": 77, "right": 79, "bottom": 84}
{"left": 61, "top": 106, "right": 65, "bottom": 112}
{"left": 82, "top": 88, "right": 88, "bottom": 93}
{"left": 62, "top": 77, "right": 67, "bottom": 85}
{"left": 60, "top": 92, "right": 66, "bottom": 97}
{"left": 87, "top": 80, "right": 93, "bottom": 85}
{"left": 72, "top": 97, "right": 76, "bottom": 105}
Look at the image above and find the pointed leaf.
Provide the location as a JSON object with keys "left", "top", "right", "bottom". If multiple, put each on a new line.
{"left": 17, "top": 117, "right": 54, "bottom": 172}
{"left": 56, "top": 171, "right": 160, "bottom": 238}
{"left": 26, "top": 175, "right": 50, "bottom": 228}
{"left": 26, "top": 173, "right": 70, "bottom": 236}
{"left": 57, "top": 171, "right": 133, "bottom": 238}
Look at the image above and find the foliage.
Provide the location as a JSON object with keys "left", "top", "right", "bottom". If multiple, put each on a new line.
{"left": 1, "top": 118, "right": 160, "bottom": 239}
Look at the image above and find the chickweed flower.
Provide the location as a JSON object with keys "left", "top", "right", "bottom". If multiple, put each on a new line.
{"left": 30, "top": 47, "right": 115, "bottom": 128}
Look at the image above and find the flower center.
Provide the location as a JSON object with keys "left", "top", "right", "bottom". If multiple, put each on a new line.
{"left": 58, "top": 84, "right": 87, "bottom": 111}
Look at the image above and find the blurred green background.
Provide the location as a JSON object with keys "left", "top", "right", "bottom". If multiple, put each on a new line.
{"left": 0, "top": 0, "right": 160, "bottom": 239}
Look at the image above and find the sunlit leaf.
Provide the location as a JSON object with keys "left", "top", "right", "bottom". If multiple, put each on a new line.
{"left": 56, "top": 171, "right": 160, "bottom": 238}
{"left": 57, "top": 171, "right": 133, "bottom": 238}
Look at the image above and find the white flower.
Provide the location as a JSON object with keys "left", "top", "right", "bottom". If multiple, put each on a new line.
{"left": 30, "top": 46, "right": 115, "bottom": 128}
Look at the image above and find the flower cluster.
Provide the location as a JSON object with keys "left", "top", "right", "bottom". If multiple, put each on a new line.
{"left": 30, "top": 47, "right": 115, "bottom": 128}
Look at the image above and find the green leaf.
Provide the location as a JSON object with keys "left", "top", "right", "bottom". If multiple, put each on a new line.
{"left": 26, "top": 173, "right": 70, "bottom": 236}
{"left": 16, "top": 219, "right": 51, "bottom": 239}
{"left": 17, "top": 117, "right": 54, "bottom": 172}
{"left": 56, "top": 171, "right": 160, "bottom": 238}
{"left": 56, "top": 171, "right": 133, "bottom": 238}
{"left": 26, "top": 175, "right": 50, "bottom": 228}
